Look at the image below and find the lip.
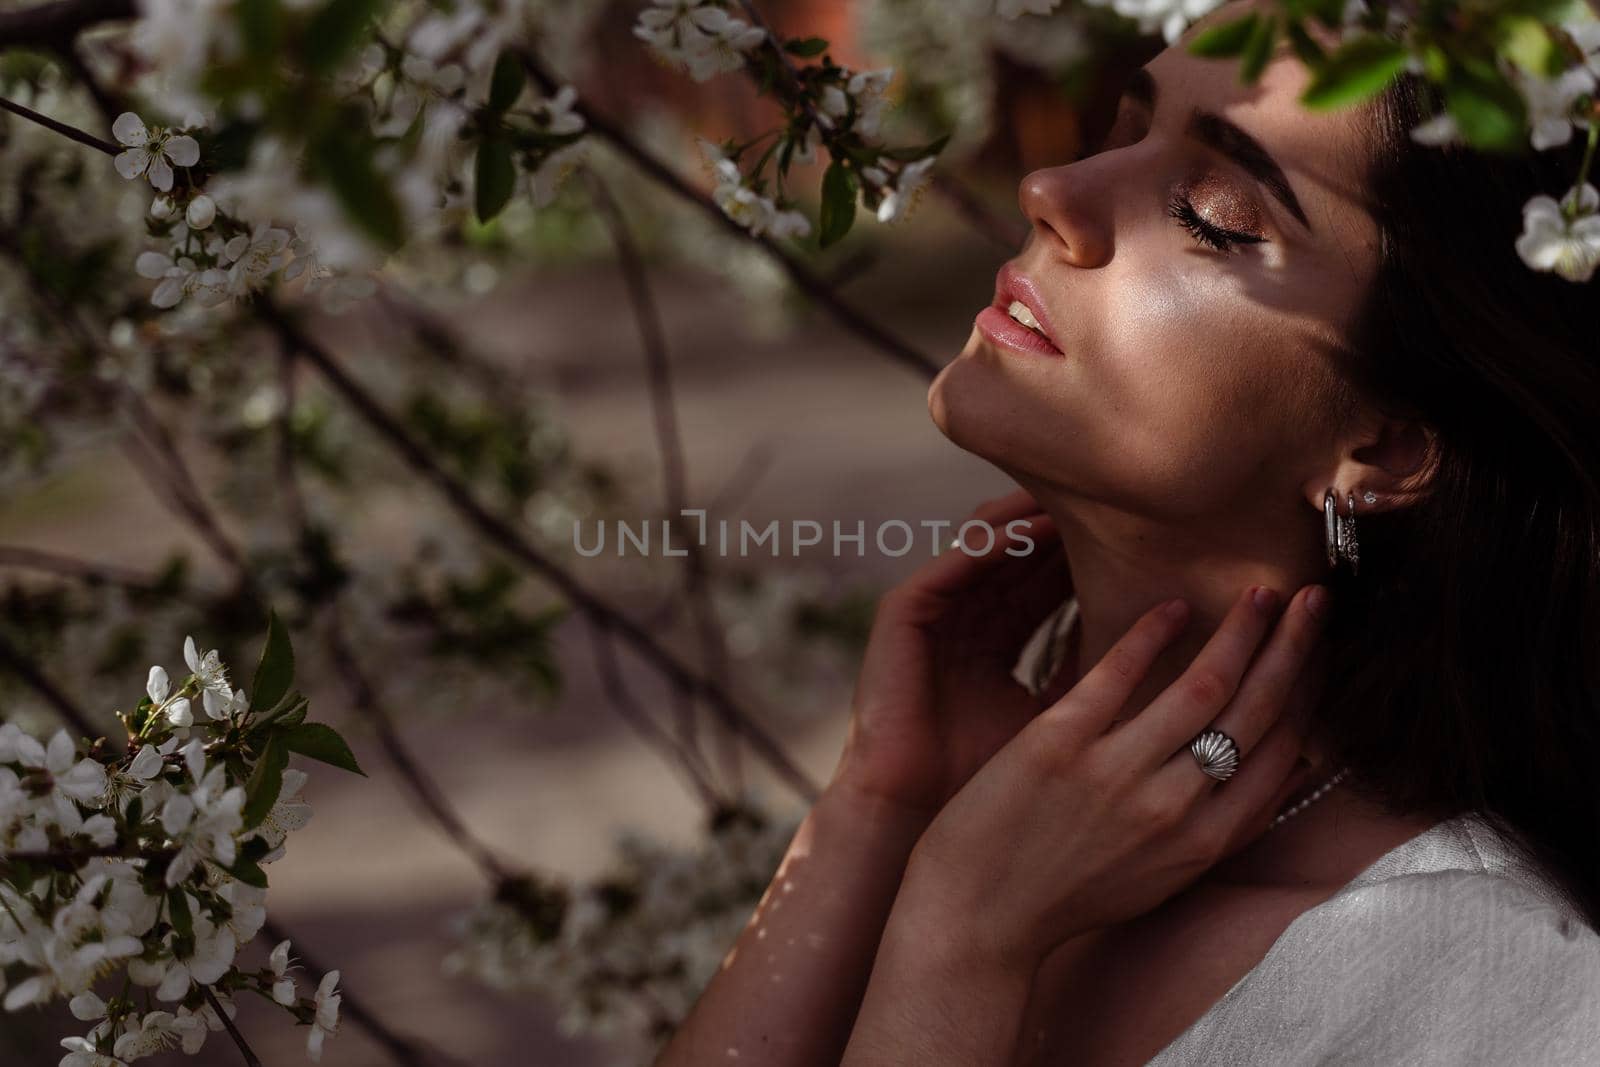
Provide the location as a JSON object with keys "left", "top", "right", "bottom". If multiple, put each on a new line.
{"left": 977, "top": 262, "right": 1064, "bottom": 357}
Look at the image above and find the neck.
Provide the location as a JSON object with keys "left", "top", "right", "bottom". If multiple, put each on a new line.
{"left": 1016, "top": 481, "right": 1417, "bottom": 885}
{"left": 1031, "top": 484, "right": 1332, "bottom": 738}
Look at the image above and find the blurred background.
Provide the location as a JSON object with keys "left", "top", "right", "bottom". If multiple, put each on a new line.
{"left": 0, "top": 0, "right": 1163, "bottom": 1062}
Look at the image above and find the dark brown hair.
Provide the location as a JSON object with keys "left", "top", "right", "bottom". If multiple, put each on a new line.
{"left": 1314, "top": 72, "right": 1600, "bottom": 930}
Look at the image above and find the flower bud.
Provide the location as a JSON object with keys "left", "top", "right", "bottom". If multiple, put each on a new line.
{"left": 186, "top": 195, "right": 216, "bottom": 230}
{"left": 150, "top": 196, "right": 175, "bottom": 220}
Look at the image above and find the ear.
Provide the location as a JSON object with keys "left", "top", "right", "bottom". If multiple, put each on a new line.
{"left": 1304, "top": 415, "right": 1439, "bottom": 516}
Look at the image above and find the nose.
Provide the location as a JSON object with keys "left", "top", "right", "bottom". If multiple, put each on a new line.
{"left": 1018, "top": 164, "right": 1114, "bottom": 269}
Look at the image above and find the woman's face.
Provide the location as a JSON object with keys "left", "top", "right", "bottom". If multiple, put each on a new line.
{"left": 929, "top": 21, "right": 1383, "bottom": 527}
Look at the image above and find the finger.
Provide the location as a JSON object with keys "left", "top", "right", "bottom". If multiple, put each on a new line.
{"left": 1204, "top": 584, "right": 1328, "bottom": 754}
{"left": 1040, "top": 597, "right": 1190, "bottom": 737}
{"left": 1116, "top": 585, "right": 1283, "bottom": 768}
{"left": 1164, "top": 706, "right": 1311, "bottom": 857}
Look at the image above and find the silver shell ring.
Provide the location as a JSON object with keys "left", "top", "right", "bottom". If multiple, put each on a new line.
{"left": 1190, "top": 729, "right": 1241, "bottom": 782}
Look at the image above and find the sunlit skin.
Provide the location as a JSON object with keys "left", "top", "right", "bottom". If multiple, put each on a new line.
{"left": 843, "top": 8, "right": 1472, "bottom": 1064}
{"left": 928, "top": 7, "right": 1440, "bottom": 897}
{"left": 655, "top": 9, "right": 1462, "bottom": 1067}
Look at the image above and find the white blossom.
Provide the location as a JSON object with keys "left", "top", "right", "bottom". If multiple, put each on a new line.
{"left": 57, "top": 1035, "right": 128, "bottom": 1067}
{"left": 876, "top": 156, "right": 936, "bottom": 223}
{"left": 184, "top": 194, "right": 216, "bottom": 229}
{"left": 1516, "top": 183, "right": 1600, "bottom": 282}
{"left": 634, "top": 0, "right": 766, "bottom": 82}
{"left": 1408, "top": 111, "right": 1462, "bottom": 146}
{"left": 244, "top": 767, "right": 312, "bottom": 857}
{"left": 182, "top": 636, "right": 230, "bottom": 697}
{"left": 111, "top": 113, "right": 199, "bottom": 193}
{"left": 112, "top": 1010, "right": 188, "bottom": 1060}
{"left": 101, "top": 737, "right": 171, "bottom": 812}
{"left": 846, "top": 68, "right": 895, "bottom": 140}
{"left": 268, "top": 938, "right": 298, "bottom": 1005}
{"left": 133, "top": 252, "right": 228, "bottom": 311}
{"left": 306, "top": 969, "right": 342, "bottom": 1062}
{"left": 157, "top": 740, "right": 245, "bottom": 887}
{"left": 700, "top": 143, "right": 810, "bottom": 238}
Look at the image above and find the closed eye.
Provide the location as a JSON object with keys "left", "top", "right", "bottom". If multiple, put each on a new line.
{"left": 1167, "top": 192, "right": 1267, "bottom": 255}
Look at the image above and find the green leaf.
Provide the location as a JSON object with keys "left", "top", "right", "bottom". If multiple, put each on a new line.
{"left": 1238, "top": 11, "right": 1281, "bottom": 85}
{"left": 310, "top": 130, "right": 405, "bottom": 249}
{"left": 251, "top": 610, "right": 294, "bottom": 714}
{"left": 247, "top": 689, "right": 307, "bottom": 734}
{"left": 1284, "top": 19, "right": 1327, "bottom": 67}
{"left": 1497, "top": 15, "right": 1562, "bottom": 78}
{"left": 475, "top": 138, "right": 516, "bottom": 224}
{"left": 281, "top": 722, "right": 366, "bottom": 776}
{"left": 1187, "top": 14, "right": 1259, "bottom": 58}
{"left": 224, "top": 857, "right": 269, "bottom": 888}
{"left": 237, "top": 836, "right": 273, "bottom": 864}
{"left": 303, "top": 0, "right": 383, "bottom": 75}
{"left": 784, "top": 36, "right": 828, "bottom": 57}
{"left": 1444, "top": 62, "right": 1528, "bottom": 152}
{"left": 236, "top": 0, "right": 284, "bottom": 62}
{"left": 167, "top": 887, "right": 193, "bottom": 938}
{"left": 1300, "top": 33, "right": 1409, "bottom": 110}
{"left": 488, "top": 51, "right": 526, "bottom": 111}
{"left": 881, "top": 134, "right": 951, "bottom": 162}
{"left": 818, "top": 160, "right": 857, "bottom": 249}
{"left": 242, "top": 734, "right": 289, "bottom": 830}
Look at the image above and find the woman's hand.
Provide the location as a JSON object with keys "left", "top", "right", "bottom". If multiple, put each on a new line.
{"left": 896, "top": 582, "right": 1330, "bottom": 977}
{"left": 826, "top": 488, "right": 1074, "bottom": 822}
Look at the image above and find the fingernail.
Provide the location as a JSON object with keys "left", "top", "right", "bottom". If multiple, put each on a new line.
{"left": 1252, "top": 586, "right": 1278, "bottom": 612}
{"left": 1163, "top": 597, "right": 1189, "bottom": 621}
{"left": 1305, "top": 585, "right": 1329, "bottom": 620}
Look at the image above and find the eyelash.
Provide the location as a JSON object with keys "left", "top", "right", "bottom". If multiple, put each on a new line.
{"left": 1166, "top": 192, "right": 1266, "bottom": 255}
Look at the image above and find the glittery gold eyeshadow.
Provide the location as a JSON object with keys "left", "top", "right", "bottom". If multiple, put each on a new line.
{"left": 1183, "top": 174, "right": 1262, "bottom": 236}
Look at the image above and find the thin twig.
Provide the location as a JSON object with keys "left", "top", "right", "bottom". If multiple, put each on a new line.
{"left": 260, "top": 917, "right": 450, "bottom": 1067}
{"left": 0, "top": 46, "right": 939, "bottom": 381}
{"left": 120, "top": 392, "right": 252, "bottom": 582}
{"left": 0, "top": 545, "right": 163, "bottom": 590}
{"left": 518, "top": 49, "right": 939, "bottom": 381}
{"left": 264, "top": 300, "right": 821, "bottom": 805}
{"left": 583, "top": 166, "right": 745, "bottom": 794}
{"left": 0, "top": 93, "right": 116, "bottom": 154}
{"left": 587, "top": 624, "right": 727, "bottom": 812}
{"left": 59, "top": 42, "right": 125, "bottom": 129}
{"left": 202, "top": 985, "right": 263, "bottom": 1067}
{"left": 0, "top": 0, "right": 134, "bottom": 50}
{"left": 0, "top": 627, "right": 104, "bottom": 741}
{"left": 324, "top": 613, "right": 516, "bottom": 880}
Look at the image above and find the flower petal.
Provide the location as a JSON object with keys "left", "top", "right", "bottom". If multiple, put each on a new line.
{"left": 112, "top": 112, "right": 148, "bottom": 147}
{"left": 148, "top": 155, "right": 174, "bottom": 192}
{"left": 114, "top": 148, "right": 150, "bottom": 180}
{"left": 165, "top": 135, "right": 200, "bottom": 167}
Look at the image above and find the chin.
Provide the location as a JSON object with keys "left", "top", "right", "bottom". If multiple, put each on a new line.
{"left": 927, "top": 329, "right": 1015, "bottom": 457}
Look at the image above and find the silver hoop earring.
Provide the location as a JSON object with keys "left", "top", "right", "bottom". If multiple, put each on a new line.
{"left": 1323, "top": 487, "right": 1360, "bottom": 575}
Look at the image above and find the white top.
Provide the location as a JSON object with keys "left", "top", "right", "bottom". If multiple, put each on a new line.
{"left": 1012, "top": 596, "right": 1600, "bottom": 1064}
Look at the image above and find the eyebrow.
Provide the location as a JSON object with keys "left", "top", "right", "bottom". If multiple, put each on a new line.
{"left": 1120, "top": 67, "right": 1312, "bottom": 233}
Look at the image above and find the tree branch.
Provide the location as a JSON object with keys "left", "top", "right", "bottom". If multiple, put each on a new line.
{"left": 583, "top": 166, "right": 745, "bottom": 796}
{"left": 202, "top": 985, "right": 264, "bottom": 1067}
{"left": 518, "top": 49, "right": 940, "bottom": 381}
{"left": 263, "top": 299, "right": 822, "bottom": 806}
{"left": 0, "top": 545, "right": 165, "bottom": 591}
{"left": 0, "top": 627, "right": 105, "bottom": 741}
{"left": 259, "top": 916, "right": 457, "bottom": 1067}
{"left": 0, "top": 93, "right": 115, "bottom": 154}
{"left": 0, "top": 0, "right": 134, "bottom": 52}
